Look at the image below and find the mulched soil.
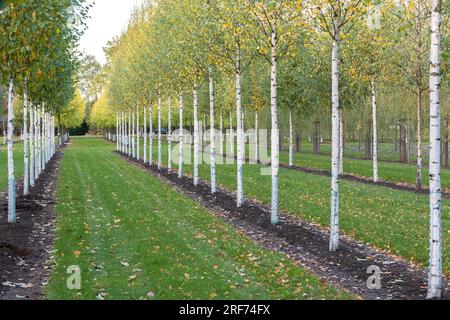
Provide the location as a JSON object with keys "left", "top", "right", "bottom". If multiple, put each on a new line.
{"left": 119, "top": 151, "right": 449, "bottom": 300}
{"left": 0, "top": 150, "right": 63, "bottom": 300}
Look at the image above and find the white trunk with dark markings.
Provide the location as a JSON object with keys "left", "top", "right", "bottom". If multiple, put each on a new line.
{"left": 179, "top": 93, "right": 183, "bottom": 178}
{"left": 270, "top": 29, "right": 279, "bottom": 224}
{"left": 427, "top": 0, "right": 442, "bottom": 299}
{"left": 329, "top": 36, "right": 341, "bottom": 252}
{"left": 7, "top": 77, "right": 16, "bottom": 223}
{"left": 144, "top": 107, "right": 147, "bottom": 163}
{"left": 23, "top": 79, "right": 29, "bottom": 195}
{"left": 372, "top": 80, "right": 378, "bottom": 182}
{"left": 193, "top": 81, "right": 199, "bottom": 185}
{"left": 236, "top": 49, "right": 244, "bottom": 207}
{"left": 168, "top": 95, "right": 172, "bottom": 172}
{"left": 289, "top": 109, "right": 293, "bottom": 167}
{"left": 29, "top": 105, "right": 35, "bottom": 188}
{"left": 158, "top": 92, "right": 162, "bottom": 170}
{"left": 209, "top": 73, "right": 216, "bottom": 194}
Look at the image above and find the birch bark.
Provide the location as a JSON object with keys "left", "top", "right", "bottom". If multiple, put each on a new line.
{"left": 371, "top": 80, "right": 378, "bottom": 182}
{"left": 289, "top": 109, "right": 293, "bottom": 167}
{"left": 29, "top": 105, "right": 35, "bottom": 188}
{"left": 179, "top": 93, "right": 183, "bottom": 178}
{"left": 427, "top": 0, "right": 442, "bottom": 299}
{"left": 158, "top": 91, "right": 162, "bottom": 170}
{"left": 193, "top": 81, "right": 199, "bottom": 185}
{"left": 168, "top": 95, "right": 172, "bottom": 172}
{"left": 270, "top": 30, "right": 278, "bottom": 224}
{"left": 7, "top": 77, "right": 16, "bottom": 223}
{"left": 236, "top": 49, "right": 244, "bottom": 207}
{"left": 23, "top": 79, "right": 29, "bottom": 195}
{"left": 329, "top": 35, "right": 341, "bottom": 252}
{"left": 144, "top": 107, "right": 147, "bottom": 164}
{"left": 209, "top": 73, "right": 216, "bottom": 194}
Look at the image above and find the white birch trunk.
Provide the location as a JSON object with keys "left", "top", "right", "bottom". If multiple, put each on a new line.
{"left": 34, "top": 106, "right": 38, "bottom": 181}
{"left": 270, "top": 30, "right": 279, "bottom": 224}
{"left": 289, "top": 109, "right": 293, "bottom": 167}
{"left": 144, "top": 107, "right": 147, "bottom": 163}
{"left": 416, "top": 90, "right": 423, "bottom": 189}
{"left": 158, "top": 91, "right": 162, "bottom": 170}
{"left": 236, "top": 48, "right": 244, "bottom": 207}
{"left": 427, "top": 0, "right": 442, "bottom": 299}
{"left": 7, "top": 77, "right": 16, "bottom": 223}
{"left": 193, "top": 81, "right": 199, "bottom": 185}
{"left": 329, "top": 36, "right": 341, "bottom": 252}
{"left": 29, "top": 105, "right": 35, "bottom": 188}
{"left": 255, "top": 111, "right": 259, "bottom": 163}
{"left": 339, "top": 108, "right": 344, "bottom": 174}
{"left": 209, "top": 72, "right": 216, "bottom": 194}
{"left": 178, "top": 93, "right": 183, "bottom": 178}
{"left": 371, "top": 80, "right": 379, "bottom": 182}
{"left": 149, "top": 103, "right": 153, "bottom": 165}
{"left": 23, "top": 79, "right": 29, "bottom": 195}
{"left": 168, "top": 95, "right": 172, "bottom": 172}
{"left": 220, "top": 113, "right": 224, "bottom": 156}
{"left": 137, "top": 109, "right": 140, "bottom": 161}
{"left": 229, "top": 113, "right": 234, "bottom": 160}
{"left": 116, "top": 113, "right": 119, "bottom": 151}
{"left": 128, "top": 113, "right": 131, "bottom": 157}
{"left": 132, "top": 111, "right": 136, "bottom": 159}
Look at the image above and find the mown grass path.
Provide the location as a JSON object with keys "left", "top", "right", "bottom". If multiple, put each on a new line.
{"left": 46, "top": 138, "right": 351, "bottom": 300}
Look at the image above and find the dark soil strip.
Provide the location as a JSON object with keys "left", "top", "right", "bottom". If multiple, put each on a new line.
{"left": 0, "top": 150, "right": 64, "bottom": 300}
{"left": 118, "top": 151, "right": 449, "bottom": 300}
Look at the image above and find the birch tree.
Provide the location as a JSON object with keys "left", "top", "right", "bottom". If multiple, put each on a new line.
{"left": 315, "top": 0, "right": 368, "bottom": 251}
{"left": 427, "top": 0, "right": 442, "bottom": 299}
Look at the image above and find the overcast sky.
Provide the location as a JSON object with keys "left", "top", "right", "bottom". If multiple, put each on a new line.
{"left": 78, "top": 0, "right": 142, "bottom": 65}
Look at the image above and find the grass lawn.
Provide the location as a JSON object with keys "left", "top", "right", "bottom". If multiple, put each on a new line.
{"left": 0, "top": 140, "right": 24, "bottom": 192}
{"left": 46, "top": 137, "right": 351, "bottom": 300}
{"left": 278, "top": 149, "right": 450, "bottom": 190}
{"left": 143, "top": 139, "right": 450, "bottom": 275}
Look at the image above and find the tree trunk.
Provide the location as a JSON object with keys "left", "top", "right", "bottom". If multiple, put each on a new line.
{"left": 339, "top": 108, "right": 344, "bottom": 174}
{"left": 7, "top": 77, "right": 16, "bottom": 223}
{"left": 193, "top": 80, "right": 199, "bottom": 185}
{"left": 23, "top": 79, "right": 29, "bottom": 195}
{"left": 255, "top": 111, "right": 258, "bottom": 162}
{"left": 128, "top": 113, "right": 131, "bottom": 157}
{"left": 365, "top": 121, "right": 372, "bottom": 160}
{"left": 227, "top": 113, "right": 234, "bottom": 164}
{"left": 168, "top": 95, "right": 172, "bottom": 172}
{"left": 209, "top": 73, "right": 216, "bottom": 194}
{"left": 427, "top": 0, "right": 442, "bottom": 299}
{"left": 149, "top": 104, "right": 153, "bottom": 165}
{"left": 236, "top": 48, "right": 244, "bottom": 207}
{"left": 313, "top": 121, "right": 320, "bottom": 154}
{"left": 144, "top": 107, "right": 147, "bottom": 163}
{"left": 399, "top": 119, "right": 407, "bottom": 162}
{"left": 358, "top": 126, "right": 362, "bottom": 151}
{"left": 158, "top": 90, "right": 162, "bottom": 170}
{"left": 29, "top": 104, "right": 35, "bottom": 188}
{"left": 296, "top": 131, "right": 300, "bottom": 153}
{"left": 371, "top": 80, "right": 378, "bottom": 182}
{"left": 137, "top": 109, "right": 140, "bottom": 161}
{"left": 416, "top": 89, "right": 423, "bottom": 189}
{"left": 270, "top": 29, "right": 279, "bottom": 224}
{"left": 179, "top": 93, "right": 183, "bottom": 178}
{"left": 220, "top": 113, "right": 224, "bottom": 156}
{"left": 329, "top": 36, "right": 340, "bottom": 252}
{"left": 132, "top": 110, "right": 135, "bottom": 159}
{"left": 289, "top": 109, "right": 293, "bottom": 167}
